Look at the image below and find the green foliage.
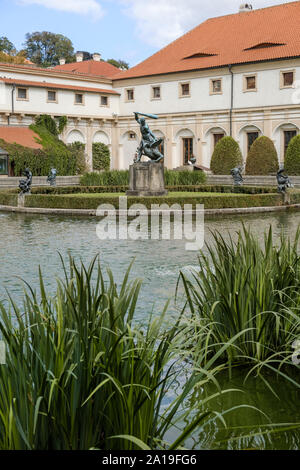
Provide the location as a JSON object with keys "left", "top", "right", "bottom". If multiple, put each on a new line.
{"left": 0, "top": 256, "right": 225, "bottom": 450}
{"left": 210, "top": 136, "right": 243, "bottom": 175}
{"left": 107, "top": 59, "right": 129, "bottom": 70}
{"left": 34, "top": 115, "right": 58, "bottom": 136}
{"left": 165, "top": 169, "right": 206, "bottom": 185}
{"left": 81, "top": 170, "right": 129, "bottom": 186}
{"left": 0, "top": 115, "right": 84, "bottom": 176}
{"left": 92, "top": 143, "right": 111, "bottom": 171}
{"left": 285, "top": 135, "right": 300, "bottom": 175}
{"left": 246, "top": 136, "right": 279, "bottom": 175}
{"left": 0, "top": 36, "right": 15, "bottom": 54}
{"left": 180, "top": 226, "right": 300, "bottom": 364}
{"left": 24, "top": 31, "right": 75, "bottom": 67}
{"left": 58, "top": 116, "right": 67, "bottom": 134}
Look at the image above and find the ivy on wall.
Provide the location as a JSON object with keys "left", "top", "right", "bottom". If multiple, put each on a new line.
{"left": 92, "top": 143, "right": 111, "bottom": 171}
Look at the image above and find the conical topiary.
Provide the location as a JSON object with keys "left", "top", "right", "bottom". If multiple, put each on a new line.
{"left": 210, "top": 136, "right": 243, "bottom": 175}
{"left": 245, "top": 136, "right": 278, "bottom": 175}
{"left": 285, "top": 134, "right": 300, "bottom": 175}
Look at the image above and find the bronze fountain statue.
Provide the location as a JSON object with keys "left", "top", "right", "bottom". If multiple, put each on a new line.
{"left": 19, "top": 168, "right": 32, "bottom": 195}
{"left": 134, "top": 112, "right": 164, "bottom": 163}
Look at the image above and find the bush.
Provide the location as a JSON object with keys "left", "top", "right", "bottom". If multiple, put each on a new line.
{"left": 246, "top": 136, "right": 279, "bottom": 175}
{"left": 92, "top": 143, "right": 111, "bottom": 171}
{"left": 285, "top": 135, "right": 300, "bottom": 175}
{"left": 164, "top": 169, "right": 206, "bottom": 185}
{"left": 81, "top": 170, "right": 129, "bottom": 186}
{"left": 68, "top": 142, "right": 87, "bottom": 175}
{"left": 210, "top": 137, "right": 243, "bottom": 175}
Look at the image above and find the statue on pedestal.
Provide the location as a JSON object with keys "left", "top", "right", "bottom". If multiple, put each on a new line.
{"left": 277, "top": 168, "right": 293, "bottom": 193}
{"left": 47, "top": 168, "right": 57, "bottom": 186}
{"left": 230, "top": 166, "right": 244, "bottom": 186}
{"left": 19, "top": 168, "right": 32, "bottom": 195}
{"left": 134, "top": 112, "right": 164, "bottom": 163}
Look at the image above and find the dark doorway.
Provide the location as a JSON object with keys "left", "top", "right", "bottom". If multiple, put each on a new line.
{"left": 247, "top": 132, "right": 259, "bottom": 153}
{"left": 183, "top": 138, "right": 193, "bottom": 165}
{"left": 284, "top": 130, "right": 297, "bottom": 156}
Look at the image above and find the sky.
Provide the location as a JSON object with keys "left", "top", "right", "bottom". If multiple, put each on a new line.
{"left": 0, "top": 0, "right": 295, "bottom": 66}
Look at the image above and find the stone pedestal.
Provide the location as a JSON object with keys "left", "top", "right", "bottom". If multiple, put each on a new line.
{"left": 126, "top": 161, "right": 168, "bottom": 197}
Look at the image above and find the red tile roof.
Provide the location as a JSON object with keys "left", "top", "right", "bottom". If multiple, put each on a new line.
{"left": 114, "top": 1, "right": 300, "bottom": 80}
{"left": 53, "top": 60, "right": 120, "bottom": 78}
{"left": 0, "top": 127, "right": 42, "bottom": 149}
{"left": 0, "top": 78, "right": 119, "bottom": 95}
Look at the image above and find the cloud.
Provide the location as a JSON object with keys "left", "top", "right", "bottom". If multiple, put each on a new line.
{"left": 120, "top": 0, "right": 292, "bottom": 48}
{"left": 18, "top": 0, "right": 104, "bottom": 18}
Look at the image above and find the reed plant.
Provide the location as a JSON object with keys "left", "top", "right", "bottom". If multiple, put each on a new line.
{"left": 0, "top": 256, "right": 240, "bottom": 450}
{"left": 179, "top": 226, "right": 300, "bottom": 364}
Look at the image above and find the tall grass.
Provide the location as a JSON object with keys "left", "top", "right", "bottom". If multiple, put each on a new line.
{"left": 179, "top": 226, "right": 300, "bottom": 364}
{"left": 0, "top": 256, "right": 240, "bottom": 450}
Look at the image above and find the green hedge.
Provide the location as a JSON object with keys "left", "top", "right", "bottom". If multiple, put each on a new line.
{"left": 210, "top": 137, "right": 243, "bottom": 175}
{"left": 29, "top": 184, "right": 277, "bottom": 195}
{"left": 80, "top": 169, "right": 206, "bottom": 187}
{"left": 23, "top": 192, "right": 284, "bottom": 211}
{"left": 246, "top": 136, "right": 279, "bottom": 175}
{"left": 92, "top": 143, "right": 110, "bottom": 171}
{"left": 0, "top": 193, "right": 18, "bottom": 206}
{"left": 285, "top": 135, "right": 300, "bottom": 175}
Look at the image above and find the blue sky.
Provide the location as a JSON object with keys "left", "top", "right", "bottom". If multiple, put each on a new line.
{"left": 1, "top": 0, "right": 293, "bottom": 66}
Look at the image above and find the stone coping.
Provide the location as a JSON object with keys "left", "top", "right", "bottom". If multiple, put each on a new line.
{"left": 1, "top": 203, "right": 300, "bottom": 217}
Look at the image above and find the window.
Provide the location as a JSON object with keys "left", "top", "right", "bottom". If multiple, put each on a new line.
{"left": 244, "top": 75, "right": 257, "bottom": 91}
{"left": 213, "top": 133, "right": 224, "bottom": 148}
{"left": 284, "top": 130, "right": 297, "bottom": 155}
{"left": 281, "top": 70, "right": 295, "bottom": 88}
{"left": 247, "top": 132, "right": 259, "bottom": 152}
{"left": 0, "top": 155, "right": 8, "bottom": 175}
{"left": 126, "top": 89, "right": 134, "bottom": 101}
{"left": 180, "top": 82, "right": 190, "bottom": 97}
{"left": 183, "top": 138, "right": 193, "bottom": 165}
{"left": 210, "top": 79, "right": 222, "bottom": 94}
{"left": 47, "top": 90, "right": 57, "bottom": 102}
{"left": 100, "top": 95, "right": 109, "bottom": 106}
{"left": 17, "top": 87, "right": 28, "bottom": 100}
{"left": 152, "top": 86, "right": 161, "bottom": 99}
{"left": 75, "top": 93, "right": 84, "bottom": 104}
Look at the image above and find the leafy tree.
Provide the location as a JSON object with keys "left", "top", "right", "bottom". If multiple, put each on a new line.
{"left": 0, "top": 50, "right": 28, "bottom": 64}
{"left": 246, "top": 136, "right": 279, "bottom": 175}
{"left": 0, "top": 36, "right": 15, "bottom": 54}
{"left": 210, "top": 136, "right": 243, "bottom": 175}
{"left": 107, "top": 59, "right": 129, "bottom": 70}
{"left": 285, "top": 134, "right": 300, "bottom": 175}
{"left": 24, "top": 31, "right": 75, "bottom": 67}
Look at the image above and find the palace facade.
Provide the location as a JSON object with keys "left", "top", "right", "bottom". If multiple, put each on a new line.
{"left": 1, "top": 2, "right": 300, "bottom": 173}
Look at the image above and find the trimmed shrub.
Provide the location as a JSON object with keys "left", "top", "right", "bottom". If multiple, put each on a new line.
{"left": 210, "top": 137, "right": 243, "bottom": 175}
{"left": 164, "top": 169, "right": 206, "bottom": 185}
{"left": 92, "top": 143, "right": 111, "bottom": 171}
{"left": 285, "top": 135, "right": 300, "bottom": 175}
{"left": 246, "top": 136, "right": 279, "bottom": 175}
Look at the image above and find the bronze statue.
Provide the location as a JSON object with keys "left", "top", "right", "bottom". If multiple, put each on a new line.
{"left": 19, "top": 168, "right": 32, "bottom": 195}
{"left": 134, "top": 112, "right": 164, "bottom": 163}
{"left": 231, "top": 166, "right": 244, "bottom": 186}
{"left": 47, "top": 168, "right": 57, "bottom": 186}
{"left": 277, "top": 168, "right": 293, "bottom": 193}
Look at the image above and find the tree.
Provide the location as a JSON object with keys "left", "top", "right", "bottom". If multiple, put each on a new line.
{"left": 107, "top": 59, "right": 129, "bottom": 70}
{"left": 24, "top": 32, "right": 75, "bottom": 67}
{"left": 210, "top": 136, "right": 243, "bottom": 175}
{"left": 285, "top": 135, "right": 300, "bottom": 175}
{"left": 0, "top": 36, "right": 15, "bottom": 54}
{"left": 0, "top": 50, "right": 28, "bottom": 65}
{"left": 246, "top": 136, "right": 279, "bottom": 175}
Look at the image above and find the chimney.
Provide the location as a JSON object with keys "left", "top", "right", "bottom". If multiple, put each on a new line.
{"left": 59, "top": 57, "right": 66, "bottom": 65}
{"left": 239, "top": 3, "right": 253, "bottom": 13}
{"left": 93, "top": 53, "right": 101, "bottom": 62}
{"left": 76, "top": 51, "right": 84, "bottom": 62}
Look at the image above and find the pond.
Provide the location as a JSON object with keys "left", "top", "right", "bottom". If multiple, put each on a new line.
{"left": 0, "top": 209, "right": 299, "bottom": 449}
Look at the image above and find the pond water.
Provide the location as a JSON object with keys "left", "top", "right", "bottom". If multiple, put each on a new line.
{"left": 0, "top": 209, "right": 299, "bottom": 449}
